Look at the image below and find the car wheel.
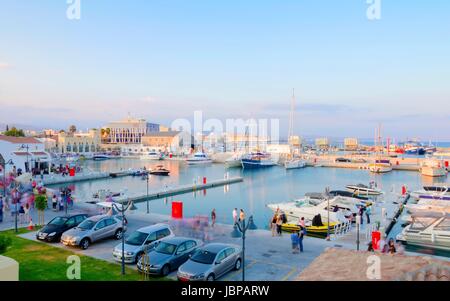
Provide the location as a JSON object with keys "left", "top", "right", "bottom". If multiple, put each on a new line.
{"left": 114, "top": 229, "right": 123, "bottom": 240}
{"left": 234, "top": 258, "right": 242, "bottom": 270}
{"left": 161, "top": 264, "right": 170, "bottom": 276}
{"left": 80, "top": 238, "right": 90, "bottom": 250}
{"left": 207, "top": 274, "right": 215, "bottom": 281}
{"left": 135, "top": 252, "right": 144, "bottom": 264}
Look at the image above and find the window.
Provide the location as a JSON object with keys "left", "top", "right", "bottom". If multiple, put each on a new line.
{"left": 145, "top": 232, "right": 157, "bottom": 244}
{"left": 176, "top": 243, "right": 187, "bottom": 254}
{"left": 95, "top": 220, "right": 106, "bottom": 230}
{"left": 225, "top": 248, "right": 235, "bottom": 257}
{"left": 216, "top": 250, "right": 226, "bottom": 263}
{"left": 105, "top": 218, "right": 117, "bottom": 226}
{"left": 76, "top": 215, "right": 86, "bottom": 224}
{"left": 157, "top": 229, "right": 169, "bottom": 240}
{"left": 185, "top": 240, "right": 197, "bottom": 250}
{"left": 66, "top": 218, "right": 76, "bottom": 227}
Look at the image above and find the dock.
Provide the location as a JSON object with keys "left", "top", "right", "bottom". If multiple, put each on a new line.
{"left": 42, "top": 170, "right": 136, "bottom": 186}
{"left": 115, "top": 176, "right": 244, "bottom": 204}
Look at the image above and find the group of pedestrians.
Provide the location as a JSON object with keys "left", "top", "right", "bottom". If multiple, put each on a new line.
{"left": 0, "top": 195, "right": 32, "bottom": 225}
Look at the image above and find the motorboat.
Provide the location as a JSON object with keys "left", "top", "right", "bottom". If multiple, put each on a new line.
{"left": 404, "top": 141, "right": 426, "bottom": 155}
{"left": 285, "top": 158, "right": 307, "bottom": 170}
{"left": 131, "top": 169, "right": 149, "bottom": 177}
{"left": 140, "top": 151, "right": 164, "bottom": 161}
{"left": 411, "top": 185, "right": 450, "bottom": 201}
{"left": 420, "top": 159, "right": 447, "bottom": 177}
{"left": 369, "top": 159, "right": 393, "bottom": 173}
{"left": 405, "top": 203, "right": 450, "bottom": 215}
{"left": 346, "top": 184, "right": 383, "bottom": 196}
{"left": 396, "top": 211, "right": 450, "bottom": 252}
{"left": 93, "top": 153, "right": 113, "bottom": 161}
{"left": 267, "top": 195, "right": 367, "bottom": 225}
{"left": 186, "top": 152, "right": 213, "bottom": 165}
{"left": 225, "top": 153, "right": 244, "bottom": 168}
{"left": 241, "top": 152, "right": 276, "bottom": 169}
{"left": 92, "top": 189, "right": 121, "bottom": 199}
{"left": 149, "top": 165, "right": 170, "bottom": 176}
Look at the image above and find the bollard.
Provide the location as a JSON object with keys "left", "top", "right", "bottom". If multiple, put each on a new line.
{"left": 203, "top": 177, "right": 207, "bottom": 184}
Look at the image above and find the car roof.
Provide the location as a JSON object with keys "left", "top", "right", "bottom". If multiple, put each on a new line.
{"left": 160, "top": 236, "right": 196, "bottom": 245}
{"left": 201, "top": 243, "right": 237, "bottom": 253}
{"left": 137, "top": 223, "right": 171, "bottom": 234}
{"left": 86, "top": 214, "right": 110, "bottom": 222}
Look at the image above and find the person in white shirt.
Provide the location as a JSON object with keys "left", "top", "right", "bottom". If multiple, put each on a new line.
{"left": 232, "top": 208, "right": 238, "bottom": 224}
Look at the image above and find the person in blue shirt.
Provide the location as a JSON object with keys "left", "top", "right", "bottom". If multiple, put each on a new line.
{"left": 290, "top": 231, "right": 299, "bottom": 254}
{"left": 298, "top": 227, "right": 305, "bottom": 253}
{"left": 365, "top": 205, "right": 372, "bottom": 224}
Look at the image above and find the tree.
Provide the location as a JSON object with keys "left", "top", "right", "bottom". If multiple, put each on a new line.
{"left": 3, "top": 127, "right": 25, "bottom": 137}
{"left": 0, "top": 235, "right": 12, "bottom": 254}
{"left": 35, "top": 194, "right": 47, "bottom": 226}
{"left": 69, "top": 125, "right": 77, "bottom": 134}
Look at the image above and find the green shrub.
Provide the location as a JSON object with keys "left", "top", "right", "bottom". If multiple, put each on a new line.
{"left": 35, "top": 194, "right": 47, "bottom": 211}
{"left": 0, "top": 235, "right": 12, "bottom": 254}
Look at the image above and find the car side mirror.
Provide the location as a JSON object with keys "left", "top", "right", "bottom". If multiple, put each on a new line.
{"left": 215, "top": 261, "right": 221, "bottom": 265}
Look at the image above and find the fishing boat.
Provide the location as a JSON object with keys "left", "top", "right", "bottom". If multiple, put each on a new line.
{"left": 404, "top": 141, "right": 426, "bottom": 155}
{"left": 241, "top": 152, "right": 276, "bottom": 169}
{"left": 346, "top": 184, "right": 383, "bottom": 196}
{"left": 186, "top": 152, "right": 213, "bottom": 165}
{"left": 149, "top": 165, "right": 170, "bottom": 176}
{"left": 140, "top": 151, "right": 164, "bottom": 161}
{"left": 411, "top": 185, "right": 450, "bottom": 201}
{"left": 420, "top": 159, "right": 447, "bottom": 177}
{"left": 396, "top": 211, "right": 450, "bottom": 252}
{"left": 285, "top": 159, "right": 307, "bottom": 170}
{"left": 369, "top": 159, "right": 393, "bottom": 173}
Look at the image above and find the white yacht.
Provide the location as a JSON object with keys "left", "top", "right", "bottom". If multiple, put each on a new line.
{"left": 411, "top": 185, "right": 450, "bottom": 201}
{"left": 396, "top": 212, "right": 450, "bottom": 252}
{"left": 186, "top": 152, "right": 213, "bottom": 165}
{"left": 346, "top": 184, "right": 383, "bottom": 196}
{"left": 225, "top": 153, "right": 244, "bottom": 168}
{"left": 267, "top": 195, "right": 366, "bottom": 224}
{"left": 140, "top": 151, "right": 164, "bottom": 161}
{"left": 420, "top": 159, "right": 447, "bottom": 177}
{"left": 285, "top": 158, "right": 307, "bottom": 170}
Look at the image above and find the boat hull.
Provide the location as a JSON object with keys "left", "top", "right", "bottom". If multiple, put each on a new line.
{"left": 421, "top": 166, "right": 447, "bottom": 177}
{"left": 285, "top": 160, "right": 307, "bottom": 170}
{"left": 241, "top": 159, "right": 275, "bottom": 169}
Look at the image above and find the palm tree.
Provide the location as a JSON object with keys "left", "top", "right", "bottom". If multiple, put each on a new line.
{"left": 69, "top": 125, "right": 77, "bottom": 134}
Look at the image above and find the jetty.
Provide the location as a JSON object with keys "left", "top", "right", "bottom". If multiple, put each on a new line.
{"left": 42, "top": 170, "right": 136, "bottom": 186}
{"left": 114, "top": 176, "right": 244, "bottom": 203}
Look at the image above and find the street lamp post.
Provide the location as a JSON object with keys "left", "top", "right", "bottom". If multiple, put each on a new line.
{"left": 231, "top": 215, "right": 257, "bottom": 281}
{"left": 356, "top": 215, "right": 361, "bottom": 251}
{"left": 111, "top": 199, "right": 137, "bottom": 275}
{"left": 325, "top": 187, "right": 331, "bottom": 241}
{"left": 145, "top": 173, "right": 149, "bottom": 214}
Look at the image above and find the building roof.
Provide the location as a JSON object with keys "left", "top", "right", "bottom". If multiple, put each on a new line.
{"left": 296, "top": 248, "right": 450, "bottom": 281}
{"left": 0, "top": 135, "right": 42, "bottom": 144}
{"left": 143, "top": 131, "right": 181, "bottom": 138}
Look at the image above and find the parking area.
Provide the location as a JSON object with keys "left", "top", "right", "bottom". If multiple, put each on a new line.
{"left": 18, "top": 210, "right": 331, "bottom": 281}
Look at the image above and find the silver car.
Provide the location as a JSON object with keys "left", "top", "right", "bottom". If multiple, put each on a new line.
{"left": 177, "top": 243, "right": 242, "bottom": 281}
{"left": 112, "top": 223, "right": 174, "bottom": 264}
{"left": 61, "top": 215, "right": 126, "bottom": 250}
{"left": 137, "top": 237, "right": 202, "bottom": 276}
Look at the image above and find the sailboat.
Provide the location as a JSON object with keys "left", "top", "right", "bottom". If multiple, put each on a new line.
{"left": 368, "top": 124, "right": 393, "bottom": 173}
{"left": 284, "top": 89, "right": 307, "bottom": 170}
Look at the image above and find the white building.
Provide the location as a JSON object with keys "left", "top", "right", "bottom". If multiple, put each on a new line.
{"left": 106, "top": 117, "right": 161, "bottom": 144}
{"left": 0, "top": 135, "right": 51, "bottom": 173}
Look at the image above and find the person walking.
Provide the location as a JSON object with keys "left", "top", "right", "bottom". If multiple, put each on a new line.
{"left": 211, "top": 209, "right": 216, "bottom": 227}
{"left": 232, "top": 208, "right": 238, "bottom": 224}
{"left": 239, "top": 209, "right": 245, "bottom": 222}
{"left": 365, "top": 204, "right": 371, "bottom": 224}
{"left": 358, "top": 206, "right": 365, "bottom": 225}
{"left": 59, "top": 196, "right": 64, "bottom": 212}
{"left": 52, "top": 194, "right": 58, "bottom": 211}
{"left": 18, "top": 204, "right": 25, "bottom": 224}
{"left": 0, "top": 196, "right": 4, "bottom": 223}
{"left": 298, "top": 227, "right": 305, "bottom": 253}
{"left": 24, "top": 203, "right": 30, "bottom": 223}
{"left": 270, "top": 214, "right": 277, "bottom": 237}
{"left": 276, "top": 215, "right": 283, "bottom": 236}
{"left": 290, "top": 231, "right": 300, "bottom": 254}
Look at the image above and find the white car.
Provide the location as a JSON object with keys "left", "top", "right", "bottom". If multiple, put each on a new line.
{"left": 112, "top": 223, "right": 174, "bottom": 264}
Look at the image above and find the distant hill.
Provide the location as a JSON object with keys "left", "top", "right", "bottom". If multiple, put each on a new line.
{"left": 0, "top": 123, "right": 43, "bottom": 132}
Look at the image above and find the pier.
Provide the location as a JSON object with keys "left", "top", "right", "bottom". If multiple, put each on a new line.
{"left": 42, "top": 170, "right": 136, "bottom": 186}
{"left": 114, "top": 176, "right": 244, "bottom": 203}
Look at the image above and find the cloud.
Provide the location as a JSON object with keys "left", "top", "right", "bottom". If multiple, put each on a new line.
{"left": 0, "top": 62, "right": 11, "bottom": 69}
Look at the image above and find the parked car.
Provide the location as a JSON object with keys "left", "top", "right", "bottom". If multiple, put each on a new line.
{"left": 137, "top": 237, "right": 202, "bottom": 276}
{"left": 335, "top": 158, "right": 351, "bottom": 163}
{"left": 177, "top": 243, "right": 242, "bottom": 281}
{"left": 112, "top": 223, "right": 174, "bottom": 264}
{"left": 36, "top": 214, "right": 88, "bottom": 242}
{"left": 60, "top": 215, "right": 126, "bottom": 250}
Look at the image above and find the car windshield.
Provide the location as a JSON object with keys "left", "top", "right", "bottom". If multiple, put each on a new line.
{"left": 125, "top": 231, "right": 148, "bottom": 246}
{"left": 155, "top": 242, "right": 177, "bottom": 255}
{"left": 78, "top": 219, "right": 96, "bottom": 230}
{"left": 49, "top": 217, "right": 68, "bottom": 226}
{"left": 190, "top": 249, "right": 217, "bottom": 264}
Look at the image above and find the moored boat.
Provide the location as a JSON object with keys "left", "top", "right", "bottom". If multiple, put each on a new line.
{"left": 369, "top": 159, "right": 393, "bottom": 173}
{"left": 284, "top": 158, "right": 307, "bottom": 170}
{"left": 346, "top": 184, "right": 383, "bottom": 196}
{"left": 149, "top": 165, "right": 170, "bottom": 176}
{"left": 420, "top": 159, "right": 447, "bottom": 177}
{"left": 241, "top": 152, "right": 276, "bottom": 169}
{"left": 186, "top": 152, "right": 212, "bottom": 165}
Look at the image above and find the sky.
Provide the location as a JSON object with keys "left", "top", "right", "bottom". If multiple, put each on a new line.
{"left": 0, "top": 0, "right": 449, "bottom": 140}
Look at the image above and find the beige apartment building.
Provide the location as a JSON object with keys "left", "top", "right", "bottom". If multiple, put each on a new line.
{"left": 58, "top": 129, "right": 101, "bottom": 154}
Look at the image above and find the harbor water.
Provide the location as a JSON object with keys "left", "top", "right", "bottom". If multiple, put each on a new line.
{"left": 54, "top": 158, "right": 450, "bottom": 230}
